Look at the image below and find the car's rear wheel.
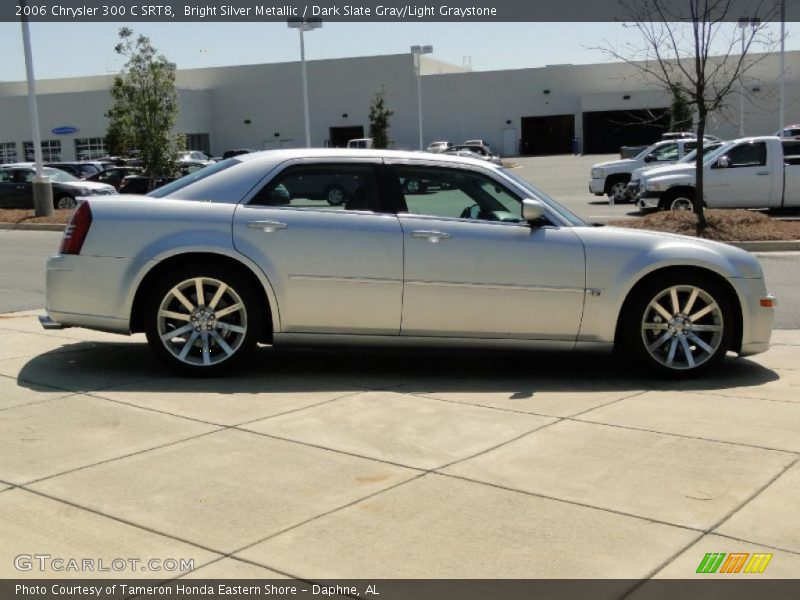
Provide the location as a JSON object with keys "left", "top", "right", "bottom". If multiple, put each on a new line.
{"left": 144, "top": 266, "right": 262, "bottom": 375}
{"left": 56, "top": 195, "right": 77, "bottom": 210}
{"left": 621, "top": 273, "right": 733, "bottom": 376}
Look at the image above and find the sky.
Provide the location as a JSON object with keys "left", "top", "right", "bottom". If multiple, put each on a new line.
{"left": 0, "top": 21, "right": 796, "bottom": 81}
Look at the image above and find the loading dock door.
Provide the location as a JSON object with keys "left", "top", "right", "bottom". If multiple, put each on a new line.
{"left": 520, "top": 115, "right": 574, "bottom": 155}
{"left": 582, "top": 109, "right": 669, "bottom": 154}
{"left": 329, "top": 126, "right": 365, "bottom": 148}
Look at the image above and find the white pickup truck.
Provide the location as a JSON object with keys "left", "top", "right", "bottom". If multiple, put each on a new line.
{"left": 637, "top": 136, "right": 800, "bottom": 212}
{"left": 589, "top": 138, "right": 699, "bottom": 203}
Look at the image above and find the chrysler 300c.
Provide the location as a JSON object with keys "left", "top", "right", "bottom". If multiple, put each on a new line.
{"left": 41, "top": 150, "right": 775, "bottom": 376}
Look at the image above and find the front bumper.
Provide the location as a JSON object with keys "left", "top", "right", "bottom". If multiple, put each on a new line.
{"left": 589, "top": 177, "right": 605, "bottom": 195}
{"left": 731, "top": 278, "right": 775, "bottom": 357}
{"left": 637, "top": 191, "right": 662, "bottom": 210}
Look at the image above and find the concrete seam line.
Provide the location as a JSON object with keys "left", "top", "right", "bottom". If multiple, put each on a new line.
{"left": 710, "top": 531, "right": 800, "bottom": 558}
{"left": 569, "top": 416, "right": 800, "bottom": 457}
{"left": 223, "top": 471, "right": 429, "bottom": 559}
{"left": 0, "top": 392, "right": 80, "bottom": 414}
{"left": 232, "top": 390, "right": 369, "bottom": 427}
{"left": 432, "top": 471, "right": 703, "bottom": 534}
{"left": 705, "top": 457, "right": 800, "bottom": 534}
{"left": 233, "top": 426, "right": 428, "bottom": 472}
{"left": 86, "top": 390, "right": 240, "bottom": 428}
{"left": 20, "top": 427, "right": 225, "bottom": 487}
{"left": 19, "top": 486, "right": 226, "bottom": 557}
{"left": 690, "top": 389, "right": 800, "bottom": 406}
{"left": 620, "top": 531, "right": 707, "bottom": 598}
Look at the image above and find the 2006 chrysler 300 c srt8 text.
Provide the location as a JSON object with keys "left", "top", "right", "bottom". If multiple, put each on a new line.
{"left": 41, "top": 150, "right": 775, "bottom": 376}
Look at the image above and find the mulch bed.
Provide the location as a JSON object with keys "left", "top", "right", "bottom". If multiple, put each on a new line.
{"left": 0, "top": 209, "right": 73, "bottom": 225}
{"left": 609, "top": 209, "right": 800, "bottom": 242}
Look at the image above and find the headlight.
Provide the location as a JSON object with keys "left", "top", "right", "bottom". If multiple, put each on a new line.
{"left": 592, "top": 168, "right": 604, "bottom": 179}
{"left": 645, "top": 181, "right": 662, "bottom": 192}
{"left": 78, "top": 188, "right": 93, "bottom": 195}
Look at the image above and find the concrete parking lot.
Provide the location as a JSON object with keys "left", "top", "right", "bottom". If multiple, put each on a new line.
{"left": 1, "top": 153, "right": 799, "bottom": 584}
{"left": 0, "top": 310, "right": 799, "bottom": 580}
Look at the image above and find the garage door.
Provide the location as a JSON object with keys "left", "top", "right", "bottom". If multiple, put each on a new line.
{"left": 520, "top": 114, "right": 574, "bottom": 155}
{"left": 582, "top": 109, "right": 669, "bottom": 154}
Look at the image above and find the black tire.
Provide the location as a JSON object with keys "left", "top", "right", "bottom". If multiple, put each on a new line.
{"left": 55, "top": 195, "right": 77, "bottom": 210}
{"left": 404, "top": 178, "right": 427, "bottom": 194}
{"left": 620, "top": 272, "right": 734, "bottom": 377}
{"left": 143, "top": 264, "right": 262, "bottom": 376}
{"left": 606, "top": 177, "right": 631, "bottom": 204}
{"left": 325, "top": 184, "right": 347, "bottom": 206}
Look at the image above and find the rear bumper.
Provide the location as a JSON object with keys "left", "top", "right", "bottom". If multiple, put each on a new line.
{"left": 45, "top": 254, "right": 151, "bottom": 334}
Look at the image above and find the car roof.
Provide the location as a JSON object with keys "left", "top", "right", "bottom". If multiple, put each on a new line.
{"left": 233, "top": 148, "right": 500, "bottom": 169}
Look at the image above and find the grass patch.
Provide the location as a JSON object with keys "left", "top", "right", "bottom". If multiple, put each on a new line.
{"left": 609, "top": 209, "right": 800, "bottom": 242}
{"left": 0, "top": 209, "right": 72, "bottom": 225}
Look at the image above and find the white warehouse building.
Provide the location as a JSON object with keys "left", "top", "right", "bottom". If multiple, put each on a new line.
{"left": 0, "top": 50, "right": 798, "bottom": 163}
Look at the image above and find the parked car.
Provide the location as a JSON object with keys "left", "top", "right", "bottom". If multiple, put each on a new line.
{"left": 775, "top": 125, "right": 800, "bottom": 139}
{"left": 590, "top": 138, "right": 700, "bottom": 203}
{"left": 119, "top": 174, "right": 176, "bottom": 195}
{"left": 222, "top": 149, "right": 254, "bottom": 159}
{"left": 45, "top": 161, "right": 105, "bottom": 179}
{"left": 621, "top": 134, "right": 720, "bottom": 159}
{"left": 178, "top": 151, "right": 214, "bottom": 165}
{"left": 0, "top": 166, "right": 116, "bottom": 209}
{"left": 426, "top": 141, "right": 454, "bottom": 153}
{"left": 85, "top": 166, "right": 143, "bottom": 191}
{"left": 627, "top": 141, "right": 725, "bottom": 201}
{"left": 454, "top": 144, "right": 502, "bottom": 165}
{"left": 347, "top": 138, "right": 374, "bottom": 149}
{"left": 442, "top": 148, "right": 486, "bottom": 160}
{"left": 40, "top": 149, "right": 774, "bottom": 378}
{"left": 638, "top": 136, "right": 800, "bottom": 212}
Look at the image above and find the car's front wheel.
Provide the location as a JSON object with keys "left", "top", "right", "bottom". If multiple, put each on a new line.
{"left": 56, "top": 195, "right": 77, "bottom": 210}
{"left": 621, "top": 273, "right": 734, "bottom": 376}
{"left": 144, "top": 266, "right": 262, "bottom": 375}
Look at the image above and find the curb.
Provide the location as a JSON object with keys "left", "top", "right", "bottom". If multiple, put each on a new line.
{"left": 728, "top": 240, "right": 800, "bottom": 252}
{"left": 0, "top": 223, "right": 66, "bottom": 232}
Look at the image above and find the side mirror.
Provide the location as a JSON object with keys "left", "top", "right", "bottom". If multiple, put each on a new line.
{"left": 715, "top": 156, "right": 731, "bottom": 169}
{"left": 644, "top": 154, "right": 656, "bottom": 163}
{"left": 522, "top": 198, "right": 546, "bottom": 225}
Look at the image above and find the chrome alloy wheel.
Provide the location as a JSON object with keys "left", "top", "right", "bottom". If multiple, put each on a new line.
{"left": 669, "top": 197, "right": 693, "bottom": 211}
{"left": 157, "top": 277, "right": 247, "bottom": 367}
{"left": 641, "top": 285, "right": 724, "bottom": 371}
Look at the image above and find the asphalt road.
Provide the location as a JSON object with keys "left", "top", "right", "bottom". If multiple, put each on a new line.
{"left": 0, "top": 229, "right": 797, "bottom": 329}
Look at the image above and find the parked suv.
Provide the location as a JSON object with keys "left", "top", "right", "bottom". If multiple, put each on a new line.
{"left": 46, "top": 161, "right": 105, "bottom": 179}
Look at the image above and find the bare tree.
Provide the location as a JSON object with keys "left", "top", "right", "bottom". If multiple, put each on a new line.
{"left": 601, "top": 0, "right": 778, "bottom": 229}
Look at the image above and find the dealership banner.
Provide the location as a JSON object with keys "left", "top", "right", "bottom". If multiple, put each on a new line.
{"left": 4, "top": 579, "right": 800, "bottom": 599}
{"left": 2, "top": 0, "right": 795, "bottom": 22}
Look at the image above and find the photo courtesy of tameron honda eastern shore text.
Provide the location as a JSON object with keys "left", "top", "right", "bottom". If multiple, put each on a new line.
{"left": 41, "top": 150, "right": 775, "bottom": 376}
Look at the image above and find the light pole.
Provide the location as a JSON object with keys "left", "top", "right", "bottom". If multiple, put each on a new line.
{"left": 288, "top": 17, "right": 321, "bottom": 148}
{"left": 737, "top": 17, "right": 759, "bottom": 137}
{"left": 19, "top": 0, "right": 52, "bottom": 216}
{"left": 779, "top": 0, "right": 786, "bottom": 132}
{"left": 411, "top": 45, "right": 433, "bottom": 151}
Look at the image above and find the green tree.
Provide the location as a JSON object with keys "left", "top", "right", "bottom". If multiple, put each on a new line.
{"left": 105, "top": 27, "right": 185, "bottom": 188}
{"left": 368, "top": 85, "right": 394, "bottom": 149}
{"left": 669, "top": 84, "right": 693, "bottom": 133}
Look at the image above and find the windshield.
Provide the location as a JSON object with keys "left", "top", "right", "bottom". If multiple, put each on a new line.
{"left": 43, "top": 167, "right": 79, "bottom": 183}
{"left": 634, "top": 143, "right": 659, "bottom": 160}
{"left": 501, "top": 169, "right": 586, "bottom": 226}
{"left": 679, "top": 143, "right": 723, "bottom": 163}
{"left": 148, "top": 159, "right": 238, "bottom": 198}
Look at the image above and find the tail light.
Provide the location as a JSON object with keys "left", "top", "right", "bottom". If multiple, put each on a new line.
{"left": 119, "top": 177, "right": 130, "bottom": 191}
{"left": 60, "top": 201, "right": 92, "bottom": 255}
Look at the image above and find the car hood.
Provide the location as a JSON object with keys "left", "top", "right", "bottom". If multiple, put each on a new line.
{"left": 641, "top": 163, "right": 695, "bottom": 179}
{"left": 593, "top": 158, "right": 637, "bottom": 169}
{"left": 631, "top": 163, "right": 688, "bottom": 180}
{"left": 60, "top": 180, "right": 115, "bottom": 191}
{"left": 572, "top": 225, "right": 763, "bottom": 279}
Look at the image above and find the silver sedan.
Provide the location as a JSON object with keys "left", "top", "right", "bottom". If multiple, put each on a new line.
{"left": 41, "top": 149, "right": 775, "bottom": 376}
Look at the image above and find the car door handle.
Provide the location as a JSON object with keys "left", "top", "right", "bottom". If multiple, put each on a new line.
{"left": 15, "top": 185, "right": 25, "bottom": 190}
{"left": 411, "top": 230, "right": 451, "bottom": 242}
{"left": 756, "top": 171, "right": 770, "bottom": 176}
{"left": 247, "top": 220, "right": 287, "bottom": 232}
